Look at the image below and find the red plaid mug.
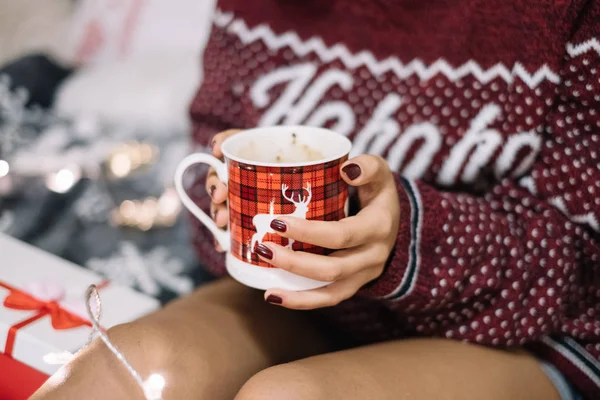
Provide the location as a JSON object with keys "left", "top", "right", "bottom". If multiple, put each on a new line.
{"left": 174, "top": 126, "right": 352, "bottom": 291}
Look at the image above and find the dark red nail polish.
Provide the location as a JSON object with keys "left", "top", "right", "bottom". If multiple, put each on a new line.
{"left": 270, "top": 219, "right": 287, "bottom": 233}
{"left": 210, "top": 185, "right": 216, "bottom": 198}
{"left": 342, "top": 163, "right": 361, "bottom": 180}
{"left": 255, "top": 243, "right": 273, "bottom": 260}
{"left": 266, "top": 294, "right": 282, "bottom": 305}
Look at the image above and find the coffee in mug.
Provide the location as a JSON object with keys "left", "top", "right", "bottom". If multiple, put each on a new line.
{"left": 234, "top": 134, "right": 325, "bottom": 163}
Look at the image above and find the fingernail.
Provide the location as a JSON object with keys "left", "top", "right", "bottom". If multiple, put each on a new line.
{"left": 209, "top": 185, "right": 216, "bottom": 198}
{"left": 270, "top": 219, "right": 287, "bottom": 233}
{"left": 342, "top": 163, "right": 361, "bottom": 180}
{"left": 255, "top": 243, "right": 273, "bottom": 260}
{"left": 211, "top": 139, "right": 216, "bottom": 151}
{"left": 212, "top": 209, "right": 219, "bottom": 220}
{"left": 266, "top": 294, "right": 282, "bottom": 305}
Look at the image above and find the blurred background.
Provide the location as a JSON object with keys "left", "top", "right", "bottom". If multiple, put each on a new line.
{"left": 0, "top": 0, "right": 217, "bottom": 304}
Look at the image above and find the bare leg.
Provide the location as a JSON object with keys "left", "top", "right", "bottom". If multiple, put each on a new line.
{"left": 236, "top": 339, "right": 561, "bottom": 400}
{"left": 32, "top": 278, "right": 331, "bottom": 400}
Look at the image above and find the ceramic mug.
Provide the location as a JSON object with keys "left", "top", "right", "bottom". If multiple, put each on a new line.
{"left": 174, "top": 126, "right": 352, "bottom": 291}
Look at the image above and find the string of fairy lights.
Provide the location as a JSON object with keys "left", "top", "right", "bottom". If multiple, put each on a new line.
{"left": 0, "top": 78, "right": 172, "bottom": 398}
{"left": 1, "top": 142, "right": 177, "bottom": 395}
{"left": 2, "top": 142, "right": 176, "bottom": 396}
{"left": 85, "top": 285, "right": 166, "bottom": 400}
{"left": 43, "top": 285, "right": 167, "bottom": 399}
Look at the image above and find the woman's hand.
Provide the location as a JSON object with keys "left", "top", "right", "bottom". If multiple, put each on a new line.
{"left": 259, "top": 155, "right": 400, "bottom": 310}
{"left": 208, "top": 129, "right": 400, "bottom": 310}
{"left": 205, "top": 129, "right": 241, "bottom": 251}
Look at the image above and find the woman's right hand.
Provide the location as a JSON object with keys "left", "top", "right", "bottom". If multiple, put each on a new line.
{"left": 205, "top": 129, "right": 241, "bottom": 252}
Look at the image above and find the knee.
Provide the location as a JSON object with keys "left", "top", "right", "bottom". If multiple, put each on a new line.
{"left": 236, "top": 363, "right": 325, "bottom": 400}
{"left": 106, "top": 322, "right": 173, "bottom": 366}
{"left": 31, "top": 323, "right": 172, "bottom": 399}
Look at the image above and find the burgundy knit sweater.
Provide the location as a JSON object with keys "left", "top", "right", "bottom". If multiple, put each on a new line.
{"left": 188, "top": 0, "right": 600, "bottom": 397}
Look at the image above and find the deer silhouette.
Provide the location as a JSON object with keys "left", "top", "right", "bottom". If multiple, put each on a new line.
{"left": 251, "top": 183, "right": 312, "bottom": 251}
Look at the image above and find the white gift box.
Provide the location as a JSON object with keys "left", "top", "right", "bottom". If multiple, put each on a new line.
{"left": 0, "top": 233, "right": 160, "bottom": 375}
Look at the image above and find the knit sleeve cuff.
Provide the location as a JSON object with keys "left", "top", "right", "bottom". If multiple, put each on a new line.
{"left": 358, "top": 176, "right": 420, "bottom": 299}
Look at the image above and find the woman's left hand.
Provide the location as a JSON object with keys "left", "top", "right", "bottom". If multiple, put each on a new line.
{"left": 257, "top": 155, "right": 400, "bottom": 310}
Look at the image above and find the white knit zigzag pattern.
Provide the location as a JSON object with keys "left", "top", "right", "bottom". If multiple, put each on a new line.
{"left": 213, "top": 10, "right": 561, "bottom": 88}
{"left": 213, "top": 9, "right": 234, "bottom": 27}
{"left": 567, "top": 37, "right": 600, "bottom": 58}
{"left": 549, "top": 196, "right": 600, "bottom": 232}
{"left": 519, "top": 176, "right": 538, "bottom": 195}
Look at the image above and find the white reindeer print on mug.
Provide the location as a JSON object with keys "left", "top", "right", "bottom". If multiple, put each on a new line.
{"left": 251, "top": 183, "right": 312, "bottom": 251}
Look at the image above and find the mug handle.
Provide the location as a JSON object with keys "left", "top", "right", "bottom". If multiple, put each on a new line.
{"left": 174, "top": 153, "right": 230, "bottom": 252}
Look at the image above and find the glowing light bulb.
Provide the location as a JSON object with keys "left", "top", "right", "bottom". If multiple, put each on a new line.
{"left": 0, "top": 160, "right": 9, "bottom": 177}
{"left": 43, "top": 351, "right": 74, "bottom": 365}
{"left": 158, "top": 189, "right": 181, "bottom": 217}
{"left": 109, "top": 153, "right": 133, "bottom": 178}
{"left": 45, "top": 166, "right": 81, "bottom": 193}
{"left": 143, "top": 373, "right": 165, "bottom": 400}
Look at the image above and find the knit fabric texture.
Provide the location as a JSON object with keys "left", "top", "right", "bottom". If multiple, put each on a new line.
{"left": 189, "top": 1, "right": 600, "bottom": 396}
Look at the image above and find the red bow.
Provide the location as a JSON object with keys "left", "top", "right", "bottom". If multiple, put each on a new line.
{"left": 3, "top": 289, "right": 89, "bottom": 330}
{"left": 0, "top": 281, "right": 92, "bottom": 357}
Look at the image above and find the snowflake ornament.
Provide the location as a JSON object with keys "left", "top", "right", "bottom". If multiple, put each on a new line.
{"left": 86, "top": 241, "right": 193, "bottom": 296}
{"left": 0, "top": 75, "right": 28, "bottom": 155}
{"left": 74, "top": 183, "right": 114, "bottom": 223}
{"left": 0, "top": 74, "right": 48, "bottom": 157}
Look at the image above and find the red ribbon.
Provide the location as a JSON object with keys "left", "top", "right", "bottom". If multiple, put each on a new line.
{"left": 0, "top": 281, "right": 93, "bottom": 357}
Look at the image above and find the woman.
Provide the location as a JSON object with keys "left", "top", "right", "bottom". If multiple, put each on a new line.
{"left": 34, "top": 0, "right": 599, "bottom": 398}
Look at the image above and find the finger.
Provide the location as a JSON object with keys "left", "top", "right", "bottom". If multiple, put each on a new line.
{"left": 211, "top": 129, "right": 242, "bottom": 159}
{"left": 214, "top": 238, "right": 225, "bottom": 253}
{"left": 210, "top": 202, "right": 229, "bottom": 229}
{"left": 254, "top": 242, "right": 381, "bottom": 282}
{"left": 340, "top": 155, "right": 394, "bottom": 202}
{"left": 264, "top": 270, "right": 374, "bottom": 310}
{"left": 205, "top": 170, "right": 228, "bottom": 204}
{"left": 273, "top": 213, "right": 388, "bottom": 249}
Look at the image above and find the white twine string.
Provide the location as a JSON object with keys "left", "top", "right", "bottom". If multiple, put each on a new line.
{"left": 85, "top": 284, "right": 165, "bottom": 400}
